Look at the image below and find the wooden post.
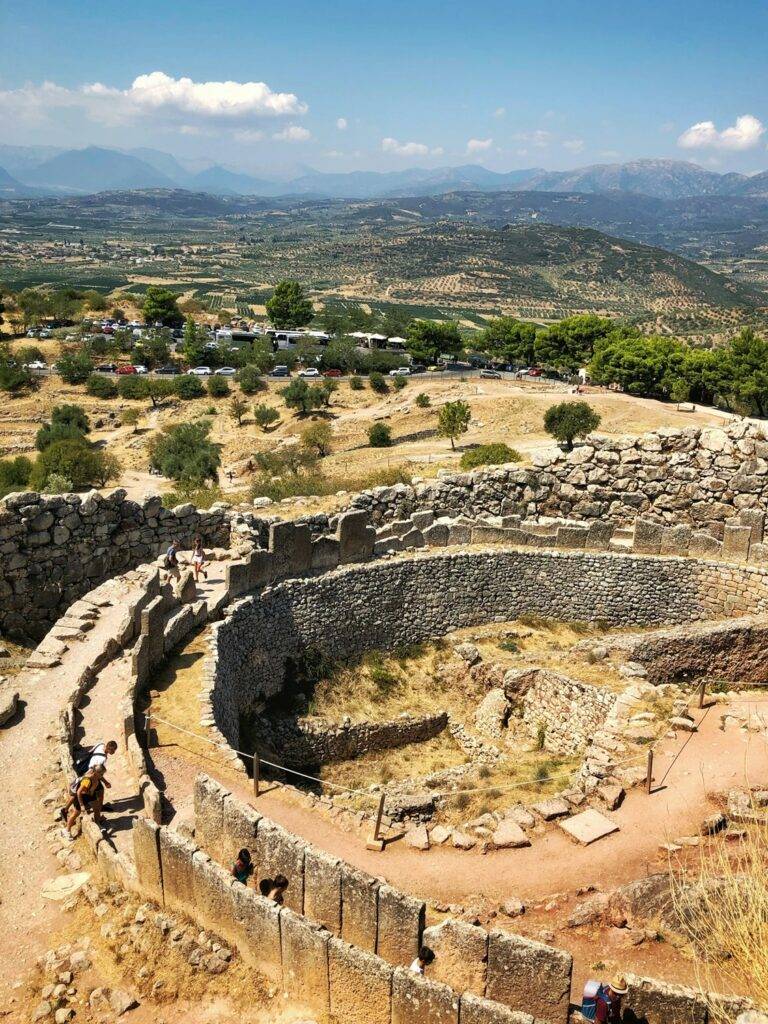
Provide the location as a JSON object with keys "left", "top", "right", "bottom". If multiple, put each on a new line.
{"left": 253, "top": 750, "right": 260, "bottom": 798}
{"left": 698, "top": 679, "right": 706, "bottom": 709}
{"left": 366, "top": 793, "right": 386, "bottom": 851}
{"left": 646, "top": 749, "right": 654, "bottom": 795}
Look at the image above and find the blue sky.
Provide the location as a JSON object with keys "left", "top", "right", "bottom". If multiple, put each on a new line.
{"left": 1, "top": 0, "right": 767, "bottom": 175}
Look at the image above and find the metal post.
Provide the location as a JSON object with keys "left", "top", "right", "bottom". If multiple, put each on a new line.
{"left": 253, "top": 750, "right": 260, "bottom": 798}
{"left": 646, "top": 749, "right": 654, "bottom": 795}
{"left": 698, "top": 679, "right": 706, "bottom": 709}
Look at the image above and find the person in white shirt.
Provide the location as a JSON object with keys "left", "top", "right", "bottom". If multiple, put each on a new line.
{"left": 88, "top": 740, "right": 118, "bottom": 770}
{"left": 409, "top": 947, "right": 435, "bottom": 974}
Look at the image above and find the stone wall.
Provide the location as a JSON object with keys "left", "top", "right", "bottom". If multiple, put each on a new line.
{"left": 519, "top": 671, "right": 619, "bottom": 757}
{"left": 210, "top": 549, "right": 768, "bottom": 743}
{"left": 0, "top": 488, "right": 231, "bottom": 639}
{"left": 351, "top": 422, "right": 768, "bottom": 534}
{"left": 249, "top": 712, "right": 449, "bottom": 769}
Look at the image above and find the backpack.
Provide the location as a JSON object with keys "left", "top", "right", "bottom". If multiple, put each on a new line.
{"left": 74, "top": 744, "right": 103, "bottom": 777}
{"left": 581, "top": 980, "right": 605, "bottom": 1021}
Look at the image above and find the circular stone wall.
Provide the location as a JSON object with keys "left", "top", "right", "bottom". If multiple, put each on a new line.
{"left": 209, "top": 548, "right": 768, "bottom": 749}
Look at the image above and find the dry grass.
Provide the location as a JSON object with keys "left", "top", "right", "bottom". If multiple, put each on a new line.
{"left": 672, "top": 821, "right": 768, "bottom": 1012}
{"left": 320, "top": 732, "right": 470, "bottom": 791}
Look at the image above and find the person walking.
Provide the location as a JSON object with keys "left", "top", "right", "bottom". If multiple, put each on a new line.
{"left": 61, "top": 740, "right": 117, "bottom": 819}
{"left": 191, "top": 534, "right": 208, "bottom": 582}
{"left": 164, "top": 539, "right": 182, "bottom": 580}
{"left": 66, "top": 764, "right": 107, "bottom": 835}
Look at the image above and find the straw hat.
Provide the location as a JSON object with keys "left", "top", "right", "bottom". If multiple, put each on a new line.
{"left": 609, "top": 975, "right": 628, "bottom": 995}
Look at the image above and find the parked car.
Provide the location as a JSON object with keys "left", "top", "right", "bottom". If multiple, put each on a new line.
{"left": 188, "top": 366, "right": 212, "bottom": 376}
{"left": 95, "top": 363, "right": 117, "bottom": 373}
{"left": 38, "top": 329, "right": 52, "bottom": 339}
{"left": 215, "top": 366, "right": 237, "bottom": 376}
{"left": 298, "top": 367, "right": 321, "bottom": 378}
{"left": 410, "top": 364, "right": 426, "bottom": 374}
{"left": 389, "top": 366, "right": 411, "bottom": 376}
{"left": 480, "top": 368, "right": 502, "bottom": 379}
{"left": 116, "top": 364, "right": 137, "bottom": 375}
{"left": 322, "top": 368, "right": 343, "bottom": 378}
{"left": 133, "top": 364, "right": 148, "bottom": 374}
{"left": 270, "top": 365, "right": 290, "bottom": 377}
{"left": 155, "top": 364, "right": 181, "bottom": 375}
{"left": 25, "top": 360, "right": 48, "bottom": 371}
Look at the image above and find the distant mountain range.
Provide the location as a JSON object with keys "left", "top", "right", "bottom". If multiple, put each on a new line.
{"left": 2, "top": 145, "right": 768, "bottom": 202}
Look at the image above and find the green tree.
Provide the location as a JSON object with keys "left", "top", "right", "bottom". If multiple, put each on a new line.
{"left": 406, "top": 320, "right": 463, "bottom": 365}
{"left": 174, "top": 375, "right": 205, "bottom": 400}
{"left": 146, "top": 377, "right": 176, "bottom": 408}
{"left": 86, "top": 373, "right": 117, "bottom": 399}
{"left": 392, "top": 374, "right": 407, "bottom": 391}
{"left": 17, "top": 288, "right": 48, "bottom": 329}
{"left": 56, "top": 349, "right": 94, "bottom": 385}
{"left": 181, "top": 317, "right": 207, "bottom": 366}
{"left": 229, "top": 396, "right": 247, "bottom": 425}
{"left": 728, "top": 329, "right": 768, "bottom": 417}
{"left": 301, "top": 421, "right": 333, "bottom": 457}
{"left": 319, "top": 379, "right": 338, "bottom": 407}
{"left": 0, "top": 347, "right": 34, "bottom": 394}
{"left": 369, "top": 372, "right": 388, "bottom": 394}
{"left": 149, "top": 421, "right": 221, "bottom": 486}
{"left": 280, "top": 378, "right": 323, "bottom": 415}
{"left": 134, "top": 329, "right": 171, "bottom": 369}
{"left": 253, "top": 447, "right": 319, "bottom": 477}
{"left": 438, "top": 400, "right": 471, "bottom": 450}
{"left": 534, "top": 315, "right": 614, "bottom": 371}
{"left": 237, "top": 364, "right": 266, "bottom": 394}
{"left": 479, "top": 317, "right": 536, "bottom": 365}
{"left": 117, "top": 374, "right": 150, "bottom": 401}
{"left": 240, "top": 338, "right": 276, "bottom": 374}
{"left": 349, "top": 375, "right": 364, "bottom": 391}
{"left": 544, "top": 400, "right": 601, "bottom": 450}
{"left": 0, "top": 455, "right": 33, "bottom": 498}
{"left": 143, "top": 286, "right": 183, "bottom": 328}
{"left": 83, "top": 289, "right": 108, "bottom": 312}
{"left": 253, "top": 403, "right": 280, "bottom": 430}
{"left": 14, "top": 345, "right": 45, "bottom": 365}
{"left": 36, "top": 404, "right": 89, "bottom": 451}
{"left": 30, "top": 439, "right": 119, "bottom": 491}
{"left": 266, "top": 280, "right": 314, "bottom": 329}
{"left": 368, "top": 422, "right": 392, "bottom": 447}
{"left": 207, "top": 375, "right": 230, "bottom": 398}
{"left": 121, "top": 408, "right": 140, "bottom": 433}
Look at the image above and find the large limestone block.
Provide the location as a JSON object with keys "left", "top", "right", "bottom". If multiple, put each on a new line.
{"left": 624, "top": 973, "right": 707, "bottom": 1024}
{"left": 341, "top": 868, "right": 379, "bottom": 952}
{"left": 422, "top": 919, "right": 487, "bottom": 995}
{"left": 739, "top": 508, "right": 765, "bottom": 545}
{"left": 193, "top": 775, "right": 227, "bottom": 864}
{"left": 222, "top": 795, "right": 260, "bottom": 863}
{"left": 659, "top": 525, "right": 692, "bottom": 557}
{"left": 231, "top": 885, "right": 282, "bottom": 982}
{"left": 391, "top": 967, "right": 459, "bottom": 1024}
{"left": 247, "top": 548, "right": 275, "bottom": 589}
{"left": 377, "top": 884, "right": 425, "bottom": 966}
{"left": 328, "top": 937, "right": 393, "bottom": 1024}
{"left": 722, "top": 523, "right": 752, "bottom": 562}
{"left": 486, "top": 931, "right": 572, "bottom": 1024}
{"left": 633, "top": 520, "right": 663, "bottom": 555}
{"left": 556, "top": 526, "right": 587, "bottom": 549}
{"left": 269, "top": 521, "right": 313, "bottom": 578}
{"left": 460, "top": 993, "right": 534, "bottom": 1024}
{"left": 253, "top": 819, "right": 305, "bottom": 913}
{"left": 585, "top": 522, "right": 614, "bottom": 550}
{"left": 311, "top": 536, "right": 341, "bottom": 571}
{"left": 225, "top": 560, "right": 251, "bottom": 599}
{"left": 304, "top": 847, "right": 342, "bottom": 936}
{"left": 337, "top": 510, "right": 376, "bottom": 563}
{"left": 191, "top": 851, "right": 240, "bottom": 946}
{"left": 689, "top": 531, "right": 721, "bottom": 558}
{"left": 280, "top": 908, "right": 330, "bottom": 1019}
{"left": 158, "top": 827, "right": 197, "bottom": 915}
{"left": 131, "top": 817, "right": 163, "bottom": 903}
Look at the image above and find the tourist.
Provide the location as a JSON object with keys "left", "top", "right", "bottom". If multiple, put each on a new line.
{"left": 66, "top": 763, "right": 107, "bottom": 835}
{"left": 409, "top": 946, "right": 435, "bottom": 975}
{"left": 231, "top": 848, "right": 253, "bottom": 885}
{"left": 164, "top": 539, "right": 182, "bottom": 579}
{"left": 259, "top": 874, "right": 289, "bottom": 904}
{"left": 191, "top": 534, "right": 208, "bottom": 581}
{"left": 594, "top": 975, "right": 628, "bottom": 1023}
{"left": 61, "top": 740, "right": 117, "bottom": 818}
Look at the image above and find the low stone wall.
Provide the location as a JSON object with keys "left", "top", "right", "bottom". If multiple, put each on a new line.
{"left": 519, "top": 671, "right": 619, "bottom": 757}
{"left": 0, "top": 488, "right": 231, "bottom": 639}
{"left": 210, "top": 549, "right": 768, "bottom": 747}
{"left": 249, "top": 712, "right": 449, "bottom": 769}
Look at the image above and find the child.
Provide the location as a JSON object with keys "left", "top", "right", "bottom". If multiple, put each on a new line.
{"left": 409, "top": 946, "right": 435, "bottom": 974}
{"left": 231, "top": 848, "right": 253, "bottom": 885}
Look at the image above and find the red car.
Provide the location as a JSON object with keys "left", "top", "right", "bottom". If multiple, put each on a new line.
{"left": 116, "top": 364, "right": 137, "bottom": 375}
{"left": 322, "top": 369, "right": 343, "bottom": 378}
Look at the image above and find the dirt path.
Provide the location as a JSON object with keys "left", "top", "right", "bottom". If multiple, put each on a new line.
{"left": 0, "top": 578, "right": 140, "bottom": 993}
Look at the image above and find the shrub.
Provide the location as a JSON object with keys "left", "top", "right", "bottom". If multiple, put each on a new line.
{"left": 117, "top": 374, "right": 149, "bottom": 400}
{"left": 415, "top": 392, "right": 431, "bottom": 408}
{"left": 161, "top": 484, "right": 224, "bottom": 510}
{"left": 229, "top": 396, "right": 247, "bottom": 425}
{"left": 543, "top": 400, "right": 601, "bottom": 450}
{"left": 237, "top": 364, "right": 266, "bottom": 394}
{"left": 174, "top": 375, "right": 205, "bottom": 400}
{"left": 29, "top": 439, "right": 120, "bottom": 490}
{"left": 349, "top": 375, "right": 364, "bottom": 391}
{"left": 0, "top": 359, "right": 34, "bottom": 394}
{"left": 207, "top": 375, "right": 230, "bottom": 398}
{"left": 301, "top": 420, "right": 333, "bottom": 457}
{"left": 36, "top": 405, "right": 90, "bottom": 451}
{"left": 149, "top": 420, "right": 221, "bottom": 486}
{"left": 460, "top": 443, "right": 521, "bottom": 470}
{"left": 86, "top": 373, "right": 118, "bottom": 399}
{"left": 121, "top": 409, "right": 140, "bottom": 432}
{"left": 369, "top": 372, "right": 388, "bottom": 394}
{"left": 0, "top": 455, "right": 33, "bottom": 498}
{"left": 45, "top": 472, "right": 73, "bottom": 493}
{"left": 56, "top": 350, "right": 94, "bottom": 385}
{"left": 392, "top": 374, "right": 408, "bottom": 391}
{"left": 253, "top": 404, "right": 280, "bottom": 430}
{"left": 368, "top": 422, "right": 392, "bottom": 447}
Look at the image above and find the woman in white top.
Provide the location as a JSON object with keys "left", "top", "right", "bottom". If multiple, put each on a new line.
{"left": 191, "top": 534, "right": 208, "bottom": 581}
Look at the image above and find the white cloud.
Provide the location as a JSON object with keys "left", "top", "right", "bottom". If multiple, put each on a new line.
{"left": 336, "top": 117, "right": 348, "bottom": 130}
{"left": 512, "top": 129, "right": 551, "bottom": 149}
{"left": 677, "top": 114, "right": 764, "bottom": 151}
{"left": 381, "top": 137, "right": 441, "bottom": 157}
{"left": 466, "top": 137, "right": 493, "bottom": 155}
{"left": 562, "top": 138, "right": 584, "bottom": 153}
{"left": 493, "top": 107, "right": 506, "bottom": 119}
{"left": 273, "top": 125, "right": 311, "bottom": 142}
{"left": 0, "top": 71, "right": 307, "bottom": 133}
{"left": 234, "top": 128, "right": 264, "bottom": 143}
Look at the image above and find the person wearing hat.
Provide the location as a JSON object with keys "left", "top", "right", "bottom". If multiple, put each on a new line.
{"left": 595, "top": 975, "right": 628, "bottom": 1024}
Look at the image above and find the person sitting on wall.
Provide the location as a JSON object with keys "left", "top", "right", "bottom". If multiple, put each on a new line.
{"left": 409, "top": 946, "right": 435, "bottom": 975}
{"left": 231, "top": 848, "right": 253, "bottom": 885}
{"left": 259, "top": 874, "right": 289, "bottom": 904}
